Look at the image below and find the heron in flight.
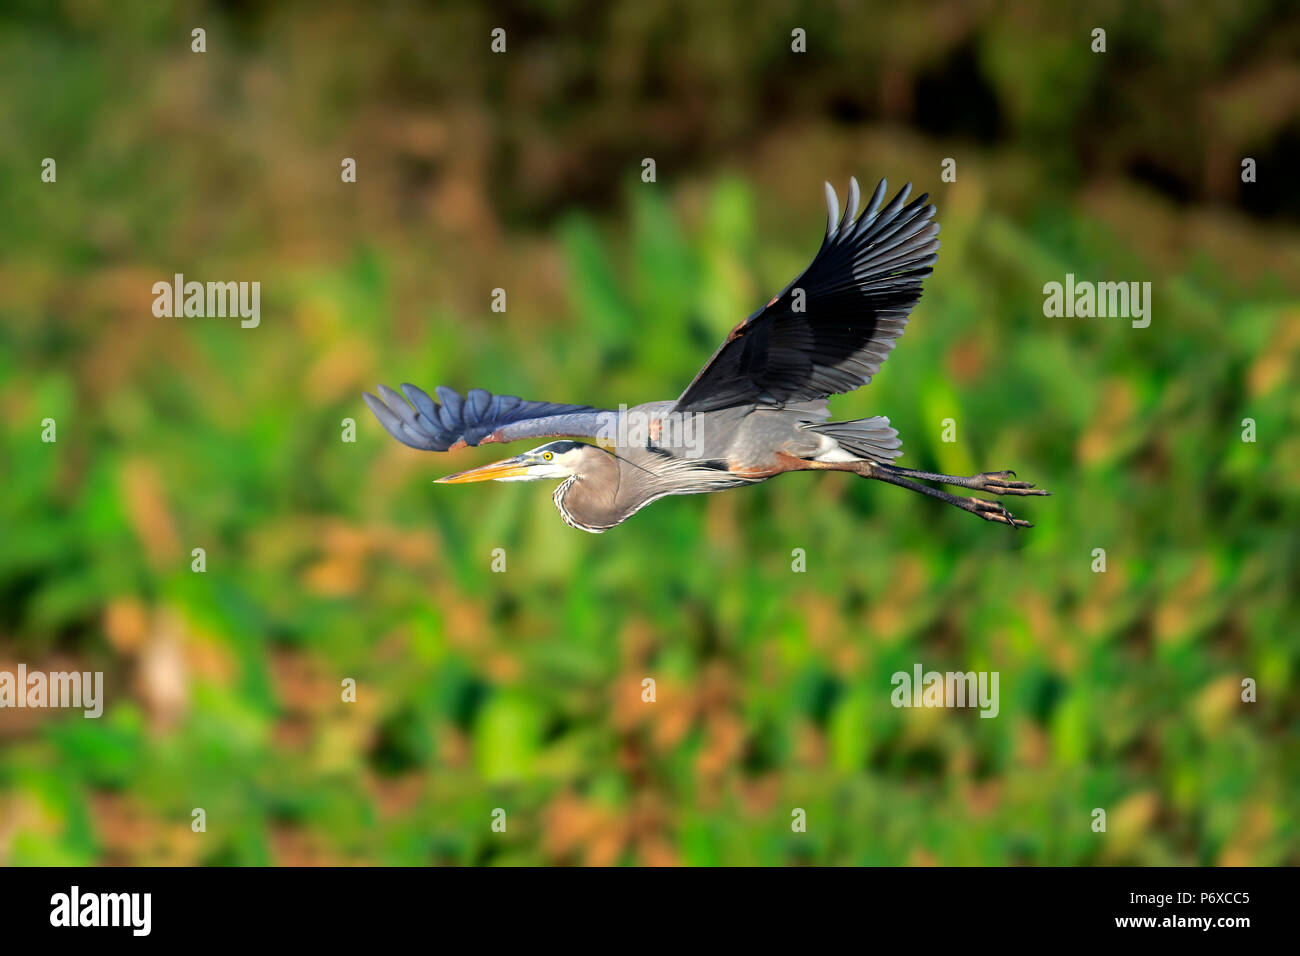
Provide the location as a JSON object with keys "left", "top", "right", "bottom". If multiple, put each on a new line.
{"left": 365, "top": 177, "right": 1048, "bottom": 533}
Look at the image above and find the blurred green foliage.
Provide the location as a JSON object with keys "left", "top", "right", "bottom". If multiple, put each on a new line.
{"left": 0, "top": 1, "right": 1298, "bottom": 865}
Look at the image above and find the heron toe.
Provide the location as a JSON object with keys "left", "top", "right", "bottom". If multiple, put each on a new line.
{"left": 966, "top": 496, "right": 1034, "bottom": 529}
{"left": 972, "top": 471, "right": 1051, "bottom": 496}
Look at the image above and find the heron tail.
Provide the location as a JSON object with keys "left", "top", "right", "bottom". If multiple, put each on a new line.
{"left": 807, "top": 417, "right": 903, "bottom": 463}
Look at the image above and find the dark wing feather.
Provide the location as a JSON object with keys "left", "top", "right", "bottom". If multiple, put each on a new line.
{"left": 364, "top": 384, "right": 616, "bottom": 451}
{"left": 673, "top": 177, "right": 939, "bottom": 414}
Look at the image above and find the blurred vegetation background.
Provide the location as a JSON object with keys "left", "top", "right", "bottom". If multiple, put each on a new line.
{"left": 1, "top": 0, "right": 1297, "bottom": 865}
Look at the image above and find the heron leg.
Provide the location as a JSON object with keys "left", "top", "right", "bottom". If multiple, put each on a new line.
{"left": 862, "top": 463, "right": 1034, "bottom": 528}
{"left": 873, "top": 464, "right": 1049, "bottom": 497}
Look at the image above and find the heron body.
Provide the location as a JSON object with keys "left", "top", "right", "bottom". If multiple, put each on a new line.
{"left": 539, "top": 402, "right": 831, "bottom": 532}
{"left": 366, "top": 176, "right": 1049, "bottom": 532}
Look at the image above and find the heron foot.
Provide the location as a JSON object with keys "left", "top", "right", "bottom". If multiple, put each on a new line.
{"left": 964, "top": 496, "right": 1034, "bottom": 529}
{"left": 969, "top": 471, "right": 1051, "bottom": 497}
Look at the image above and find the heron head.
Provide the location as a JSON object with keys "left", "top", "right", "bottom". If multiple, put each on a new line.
{"left": 435, "top": 440, "right": 597, "bottom": 484}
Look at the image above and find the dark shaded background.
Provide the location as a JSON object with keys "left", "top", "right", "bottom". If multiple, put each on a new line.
{"left": 1, "top": 0, "right": 1297, "bottom": 865}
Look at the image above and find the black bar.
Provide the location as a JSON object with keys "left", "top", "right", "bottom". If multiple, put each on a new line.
{"left": 0, "top": 866, "right": 1279, "bottom": 942}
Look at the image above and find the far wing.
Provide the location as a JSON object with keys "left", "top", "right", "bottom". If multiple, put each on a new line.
{"left": 364, "top": 384, "right": 616, "bottom": 451}
{"left": 674, "top": 178, "right": 939, "bottom": 414}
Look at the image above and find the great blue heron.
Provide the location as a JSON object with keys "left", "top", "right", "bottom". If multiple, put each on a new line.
{"left": 365, "top": 176, "right": 1048, "bottom": 533}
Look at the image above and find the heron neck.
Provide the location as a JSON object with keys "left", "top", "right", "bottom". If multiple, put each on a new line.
{"left": 552, "top": 451, "right": 626, "bottom": 532}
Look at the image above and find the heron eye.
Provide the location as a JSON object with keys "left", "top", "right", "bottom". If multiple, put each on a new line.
{"left": 543, "top": 451, "right": 553, "bottom": 461}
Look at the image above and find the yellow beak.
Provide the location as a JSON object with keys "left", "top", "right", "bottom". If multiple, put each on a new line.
{"left": 435, "top": 456, "right": 531, "bottom": 483}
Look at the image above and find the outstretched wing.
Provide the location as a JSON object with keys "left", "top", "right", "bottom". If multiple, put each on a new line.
{"left": 673, "top": 178, "right": 939, "bottom": 414}
{"left": 364, "top": 384, "right": 616, "bottom": 451}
